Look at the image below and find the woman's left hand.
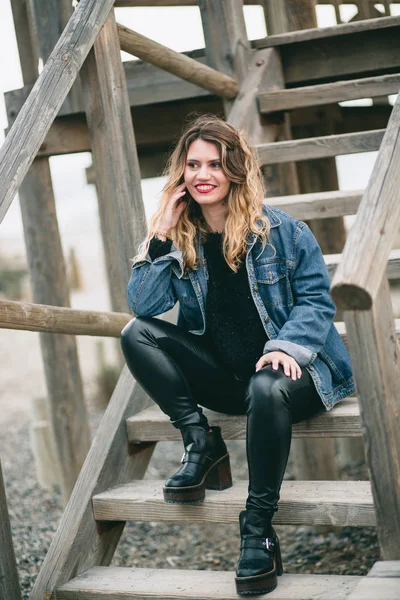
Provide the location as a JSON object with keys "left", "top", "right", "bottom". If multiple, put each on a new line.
{"left": 255, "top": 351, "right": 302, "bottom": 381}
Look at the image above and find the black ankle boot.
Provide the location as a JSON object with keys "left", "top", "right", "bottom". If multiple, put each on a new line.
{"left": 163, "top": 425, "right": 232, "bottom": 503}
{"left": 235, "top": 509, "right": 283, "bottom": 596}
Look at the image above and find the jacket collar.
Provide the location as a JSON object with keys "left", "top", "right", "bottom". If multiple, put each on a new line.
{"left": 262, "top": 203, "right": 282, "bottom": 228}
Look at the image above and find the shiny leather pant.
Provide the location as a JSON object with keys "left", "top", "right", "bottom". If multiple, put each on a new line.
{"left": 121, "top": 316, "right": 323, "bottom": 513}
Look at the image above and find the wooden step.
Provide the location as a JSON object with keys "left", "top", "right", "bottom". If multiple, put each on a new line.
{"left": 265, "top": 189, "right": 363, "bottom": 220}
{"left": 92, "top": 480, "right": 375, "bottom": 527}
{"left": 325, "top": 249, "right": 400, "bottom": 281}
{"left": 56, "top": 567, "right": 362, "bottom": 599}
{"left": 126, "top": 399, "right": 360, "bottom": 443}
{"left": 256, "top": 130, "right": 385, "bottom": 165}
{"left": 258, "top": 73, "right": 400, "bottom": 113}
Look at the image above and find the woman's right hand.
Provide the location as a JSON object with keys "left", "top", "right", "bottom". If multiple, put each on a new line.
{"left": 155, "top": 183, "right": 188, "bottom": 232}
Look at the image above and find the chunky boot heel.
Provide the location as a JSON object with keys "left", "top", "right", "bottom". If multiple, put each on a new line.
{"left": 163, "top": 425, "right": 230, "bottom": 504}
{"left": 205, "top": 454, "right": 232, "bottom": 490}
{"left": 275, "top": 535, "right": 283, "bottom": 576}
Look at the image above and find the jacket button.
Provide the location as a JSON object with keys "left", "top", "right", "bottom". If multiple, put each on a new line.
{"left": 309, "top": 365, "right": 314, "bottom": 370}
{"left": 254, "top": 284, "right": 259, "bottom": 291}
{"left": 265, "top": 316, "right": 269, "bottom": 323}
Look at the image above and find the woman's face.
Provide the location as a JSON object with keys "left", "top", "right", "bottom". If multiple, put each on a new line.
{"left": 184, "top": 139, "right": 230, "bottom": 209}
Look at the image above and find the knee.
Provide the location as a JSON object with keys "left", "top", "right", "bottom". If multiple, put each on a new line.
{"left": 120, "top": 315, "right": 153, "bottom": 355}
{"left": 246, "top": 368, "right": 290, "bottom": 418}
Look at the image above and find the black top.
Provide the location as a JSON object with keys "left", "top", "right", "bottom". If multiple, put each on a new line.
{"left": 148, "top": 234, "right": 268, "bottom": 379}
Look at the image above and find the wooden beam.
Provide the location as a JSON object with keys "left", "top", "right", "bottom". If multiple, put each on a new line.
{"left": 331, "top": 93, "right": 400, "bottom": 310}
{"left": 266, "top": 189, "right": 363, "bottom": 220}
{"left": 344, "top": 279, "right": 400, "bottom": 559}
{"left": 82, "top": 12, "right": 147, "bottom": 314}
{"left": 127, "top": 399, "right": 362, "bottom": 441}
{"left": 0, "top": 298, "right": 131, "bottom": 336}
{"left": 259, "top": 73, "right": 400, "bottom": 113}
{"left": 93, "top": 479, "right": 375, "bottom": 527}
{"left": 256, "top": 129, "right": 385, "bottom": 165}
{"left": 117, "top": 23, "right": 238, "bottom": 99}
{"left": 30, "top": 367, "right": 155, "bottom": 600}
{"left": 0, "top": 0, "right": 117, "bottom": 224}
{"left": 0, "top": 461, "right": 21, "bottom": 600}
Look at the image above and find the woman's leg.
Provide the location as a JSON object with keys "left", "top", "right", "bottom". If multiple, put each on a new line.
{"left": 235, "top": 365, "right": 323, "bottom": 595}
{"left": 120, "top": 316, "right": 246, "bottom": 425}
{"left": 244, "top": 364, "right": 323, "bottom": 513}
{"left": 120, "top": 316, "right": 247, "bottom": 503}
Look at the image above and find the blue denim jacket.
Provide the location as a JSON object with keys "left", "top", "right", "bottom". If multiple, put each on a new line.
{"left": 127, "top": 205, "right": 355, "bottom": 410}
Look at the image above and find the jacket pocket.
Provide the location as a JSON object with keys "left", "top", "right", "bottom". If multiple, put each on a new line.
{"left": 254, "top": 261, "right": 293, "bottom": 308}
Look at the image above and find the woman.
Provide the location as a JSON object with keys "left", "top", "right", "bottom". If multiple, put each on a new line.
{"left": 121, "top": 115, "right": 354, "bottom": 596}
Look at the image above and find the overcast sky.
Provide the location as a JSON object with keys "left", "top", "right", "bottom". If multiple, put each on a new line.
{"left": 0, "top": 2, "right": 397, "bottom": 243}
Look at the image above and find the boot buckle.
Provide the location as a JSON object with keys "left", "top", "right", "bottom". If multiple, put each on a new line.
{"left": 263, "top": 538, "right": 275, "bottom": 552}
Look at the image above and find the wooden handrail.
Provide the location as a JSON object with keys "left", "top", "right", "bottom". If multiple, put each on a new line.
{"left": 0, "top": 299, "right": 131, "bottom": 336}
{"left": 331, "top": 91, "right": 400, "bottom": 310}
{"left": 117, "top": 23, "right": 239, "bottom": 99}
{"left": 0, "top": 0, "right": 116, "bottom": 225}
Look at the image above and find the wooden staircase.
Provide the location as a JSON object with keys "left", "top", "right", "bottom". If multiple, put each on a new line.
{"left": 1, "top": 1, "right": 400, "bottom": 599}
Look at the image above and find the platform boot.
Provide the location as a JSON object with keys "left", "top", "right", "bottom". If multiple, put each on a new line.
{"left": 163, "top": 414, "right": 232, "bottom": 503}
{"left": 235, "top": 508, "right": 283, "bottom": 596}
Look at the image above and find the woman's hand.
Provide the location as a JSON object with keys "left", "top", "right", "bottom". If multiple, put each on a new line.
{"left": 156, "top": 183, "right": 188, "bottom": 232}
{"left": 255, "top": 351, "right": 302, "bottom": 381}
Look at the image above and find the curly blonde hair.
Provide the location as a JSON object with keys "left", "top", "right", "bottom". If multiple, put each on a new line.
{"left": 134, "top": 114, "right": 270, "bottom": 272}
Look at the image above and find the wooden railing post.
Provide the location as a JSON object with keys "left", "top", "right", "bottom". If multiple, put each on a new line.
{"left": 344, "top": 277, "right": 400, "bottom": 559}
{"left": 0, "top": 460, "right": 22, "bottom": 600}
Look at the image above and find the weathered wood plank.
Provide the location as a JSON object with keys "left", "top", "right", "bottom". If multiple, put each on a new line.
{"left": 349, "top": 576, "right": 400, "bottom": 600}
{"left": 93, "top": 479, "right": 375, "bottom": 527}
{"left": 0, "top": 461, "right": 22, "bottom": 600}
{"left": 343, "top": 279, "right": 400, "bottom": 560}
{"left": 326, "top": 249, "right": 400, "bottom": 282}
{"left": 0, "top": 0, "right": 117, "bottom": 224}
{"left": 56, "top": 568, "right": 362, "bottom": 600}
{"left": 127, "top": 399, "right": 361, "bottom": 442}
{"left": 367, "top": 561, "right": 400, "bottom": 578}
{"left": 331, "top": 92, "right": 400, "bottom": 309}
{"left": 256, "top": 129, "right": 385, "bottom": 165}
{"left": 0, "top": 298, "right": 131, "bottom": 336}
{"left": 117, "top": 23, "right": 238, "bottom": 100}
{"left": 259, "top": 73, "right": 400, "bottom": 113}
{"left": 82, "top": 11, "right": 146, "bottom": 314}
{"left": 30, "top": 367, "right": 155, "bottom": 600}
{"left": 266, "top": 189, "right": 363, "bottom": 220}
{"left": 255, "top": 15, "right": 400, "bottom": 47}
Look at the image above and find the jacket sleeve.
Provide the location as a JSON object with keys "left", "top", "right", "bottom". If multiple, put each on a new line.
{"left": 126, "top": 240, "right": 183, "bottom": 316}
{"left": 262, "top": 223, "right": 336, "bottom": 367}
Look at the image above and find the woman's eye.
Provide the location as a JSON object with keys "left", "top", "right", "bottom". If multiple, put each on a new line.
{"left": 187, "top": 162, "right": 198, "bottom": 168}
{"left": 212, "top": 162, "right": 221, "bottom": 168}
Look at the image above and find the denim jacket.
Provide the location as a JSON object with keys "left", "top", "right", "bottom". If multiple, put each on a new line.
{"left": 127, "top": 205, "right": 355, "bottom": 410}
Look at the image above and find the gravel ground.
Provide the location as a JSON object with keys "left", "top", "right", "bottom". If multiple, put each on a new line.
{"left": 1, "top": 415, "right": 380, "bottom": 600}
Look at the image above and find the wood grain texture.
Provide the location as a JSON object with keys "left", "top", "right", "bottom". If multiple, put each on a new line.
{"left": 255, "top": 15, "right": 400, "bottom": 47}
{"left": 82, "top": 12, "right": 147, "bottom": 314}
{"left": 326, "top": 249, "right": 400, "bottom": 282}
{"left": 331, "top": 94, "right": 400, "bottom": 309}
{"left": 344, "top": 280, "right": 400, "bottom": 559}
{"left": 266, "top": 189, "right": 362, "bottom": 220}
{"left": 56, "top": 567, "right": 362, "bottom": 599}
{"left": 0, "top": 298, "right": 131, "bottom": 336}
{"left": 0, "top": 461, "right": 22, "bottom": 600}
{"left": 256, "top": 129, "right": 385, "bottom": 165}
{"left": 117, "top": 23, "right": 238, "bottom": 99}
{"left": 127, "top": 399, "right": 361, "bottom": 442}
{"left": 93, "top": 479, "right": 375, "bottom": 527}
{"left": 0, "top": 0, "right": 116, "bottom": 224}
{"left": 18, "top": 157, "right": 91, "bottom": 503}
{"left": 259, "top": 73, "right": 400, "bottom": 113}
{"left": 30, "top": 366, "right": 155, "bottom": 600}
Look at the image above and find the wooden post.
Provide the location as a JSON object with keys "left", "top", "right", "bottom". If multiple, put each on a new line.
{"left": 0, "top": 460, "right": 22, "bottom": 600}
{"left": 8, "top": 0, "right": 91, "bottom": 503}
{"left": 81, "top": 10, "right": 147, "bottom": 313}
{"left": 344, "top": 278, "right": 400, "bottom": 559}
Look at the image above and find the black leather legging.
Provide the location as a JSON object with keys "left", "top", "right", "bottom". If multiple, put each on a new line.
{"left": 121, "top": 316, "right": 323, "bottom": 513}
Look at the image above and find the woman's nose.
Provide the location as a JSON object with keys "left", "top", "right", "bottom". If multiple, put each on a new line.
{"left": 197, "top": 164, "right": 210, "bottom": 180}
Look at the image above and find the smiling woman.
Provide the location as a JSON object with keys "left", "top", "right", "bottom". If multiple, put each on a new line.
{"left": 120, "top": 114, "right": 355, "bottom": 597}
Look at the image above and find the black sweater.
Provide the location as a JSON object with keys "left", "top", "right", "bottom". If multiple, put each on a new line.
{"left": 148, "top": 234, "right": 268, "bottom": 379}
